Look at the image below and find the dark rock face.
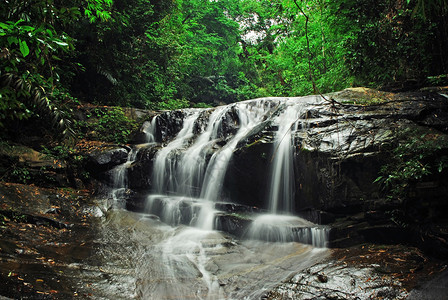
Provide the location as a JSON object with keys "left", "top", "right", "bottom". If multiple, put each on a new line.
{"left": 128, "top": 145, "right": 160, "bottom": 191}
{"left": 87, "top": 147, "right": 129, "bottom": 173}
{"left": 214, "top": 213, "right": 252, "bottom": 237}
{"left": 216, "top": 106, "right": 240, "bottom": 139}
{"left": 224, "top": 142, "right": 272, "bottom": 208}
{"left": 155, "top": 110, "right": 188, "bottom": 142}
{"left": 224, "top": 92, "right": 448, "bottom": 216}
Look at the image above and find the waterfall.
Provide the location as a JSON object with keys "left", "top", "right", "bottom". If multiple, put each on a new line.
{"left": 110, "top": 117, "right": 157, "bottom": 208}
{"left": 152, "top": 110, "right": 201, "bottom": 194}
{"left": 105, "top": 96, "right": 329, "bottom": 246}
{"left": 110, "top": 147, "right": 135, "bottom": 208}
{"left": 200, "top": 100, "right": 276, "bottom": 201}
{"left": 145, "top": 100, "right": 279, "bottom": 231}
{"left": 246, "top": 214, "right": 329, "bottom": 247}
{"left": 103, "top": 96, "right": 332, "bottom": 299}
{"left": 267, "top": 102, "right": 303, "bottom": 214}
{"left": 175, "top": 106, "right": 230, "bottom": 197}
{"left": 245, "top": 96, "right": 329, "bottom": 246}
{"left": 141, "top": 116, "right": 157, "bottom": 143}
{"left": 150, "top": 100, "right": 278, "bottom": 200}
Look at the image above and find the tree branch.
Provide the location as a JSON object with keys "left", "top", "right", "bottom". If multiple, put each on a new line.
{"left": 293, "top": 0, "right": 316, "bottom": 94}
{"left": 292, "top": 0, "right": 342, "bottom": 108}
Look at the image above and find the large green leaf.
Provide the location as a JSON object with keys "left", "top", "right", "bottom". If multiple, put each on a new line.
{"left": 19, "top": 39, "right": 30, "bottom": 57}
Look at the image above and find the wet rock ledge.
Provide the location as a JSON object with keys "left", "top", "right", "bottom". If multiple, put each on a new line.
{"left": 265, "top": 244, "right": 447, "bottom": 300}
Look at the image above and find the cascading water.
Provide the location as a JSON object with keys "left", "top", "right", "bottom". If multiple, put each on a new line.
{"left": 200, "top": 100, "right": 277, "bottom": 201}
{"left": 267, "top": 101, "right": 304, "bottom": 214}
{"left": 110, "top": 118, "right": 157, "bottom": 208}
{"left": 105, "top": 96, "right": 331, "bottom": 299}
{"left": 141, "top": 116, "right": 157, "bottom": 143}
{"left": 152, "top": 110, "right": 201, "bottom": 194}
{"left": 246, "top": 96, "right": 329, "bottom": 246}
{"left": 142, "top": 97, "right": 328, "bottom": 242}
{"left": 176, "top": 106, "right": 230, "bottom": 197}
{"left": 110, "top": 148, "right": 135, "bottom": 208}
{"left": 146, "top": 100, "right": 279, "bottom": 231}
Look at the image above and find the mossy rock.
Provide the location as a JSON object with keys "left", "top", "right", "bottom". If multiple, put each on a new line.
{"left": 331, "top": 87, "right": 394, "bottom": 105}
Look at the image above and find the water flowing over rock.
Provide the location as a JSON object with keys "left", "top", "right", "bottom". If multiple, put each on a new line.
{"left": 266, "top": 261, "right": 409, "bottom": 299}
{"left": 118, "top": 96, "right": 331, "bottom": 246}
{"left": 85, "top": 89, "right": 448, "bottom": 299}
{"left": 107, "top": 91, "right": 448, "bottom": 249}
{"left": 2, "top": 89, "right": 448, "bottom": 299}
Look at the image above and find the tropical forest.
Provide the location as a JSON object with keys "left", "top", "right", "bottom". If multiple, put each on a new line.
{"left": 1, "top": 0, "right": 448, "bottom": 298}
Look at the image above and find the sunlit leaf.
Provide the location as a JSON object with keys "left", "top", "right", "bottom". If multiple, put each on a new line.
{"left": 13, "top": 19, "right": 25, "bottom": 26}
{"left": 21, "top": 25, "right": 35, "bottom": 31}
{"left": 53, "top": 40, "right": 69, "bottom": 47}
{"left": 19, "top": 39, "right": 30, "bottom": 57}
{"left": 0, "top": 22, "right": 10, "bottom": 29}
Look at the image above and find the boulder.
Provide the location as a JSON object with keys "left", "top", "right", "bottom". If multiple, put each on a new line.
{"left": 128, "top": 144, "right": 160, "bottom": 191}
{"left": 87, "top": 146, "right": 130, "bottom": 174}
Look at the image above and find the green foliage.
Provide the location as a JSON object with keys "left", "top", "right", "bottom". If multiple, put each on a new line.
{"left": 85, "top": 0, "right": 113, "bottom": 22}
{"left": 235, "top": 0, "right": 355, "bottom": 97}
{"left": 0, "top": 0, "right": 113, "bottom": 140}
{"left": 70, "top": 0, "right": 176, "bottom": 108}
{"left": 233, "top": 0, "right": 447, "bottom": 97}
{"left": 156, "top": 99, "right": 190, "bottom": 110}
{"left": 192, "top": 102, "right": 213, "bottom": 109}
{"left": 10, "top": 166, "right": 31, "bottom": 184}
{"left": 0, "top": 18, "right": 73, "bottom": 127}
{"left": 71, "top": 0, "right": 250, "bottom": 108}
{"left": 1, "top": 0, "right": 447, "bottom": 118}
{"left": 40, "top": 143, "right": 92, "bottom": 184}
{"left": 375, "top": 129, "right": 448, "bottom": 199}
{"left": 328, "top": 0, "right": 445, "bottom": 86}
{"left": 74, "top": 107, "right": 138, "bottom": 144}
{"left": 41, "top": 145, "right": 74, "bottom": 162}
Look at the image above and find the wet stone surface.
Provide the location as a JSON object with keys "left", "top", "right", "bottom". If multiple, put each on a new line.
{"left": 266, "top": 261, "right": 408, "bottom": 299}
{"left": 265, "top": 244, "right": 447, "bottom": 300}
{"left": 1, "top": 89, "right": 448, "bottom": 299}
{"left": 0, "top": 183, "right": 105, "bottom": 299}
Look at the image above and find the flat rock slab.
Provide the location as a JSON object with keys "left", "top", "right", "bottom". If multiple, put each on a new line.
{"left": 267, "top": 262, "right": 408, "bottom": 299}
{"left": 265, "top": 244, "right": 446, "bottom": 300}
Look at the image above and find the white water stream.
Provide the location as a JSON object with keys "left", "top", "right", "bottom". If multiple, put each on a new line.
{"left": 267, "top": 101, "right": 303, "bottom": 213}
{"left": 152, "top": 110, "right": 202, "bottom": 194}
{"left": 200, "top": 100, "right": 277, "bottom": 201}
